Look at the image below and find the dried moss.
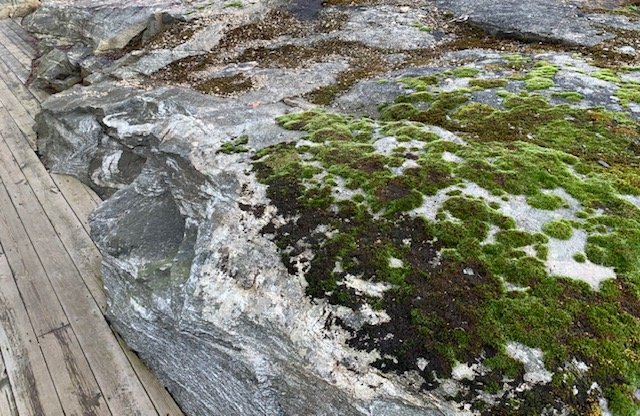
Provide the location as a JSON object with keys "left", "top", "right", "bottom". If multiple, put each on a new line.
{"left": 194, "top": 73, "right": 253, "bottom": 95}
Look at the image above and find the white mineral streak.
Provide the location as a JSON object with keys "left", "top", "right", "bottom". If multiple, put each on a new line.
{"left": 506, "top": 342, "right": 553, "bottom": 386}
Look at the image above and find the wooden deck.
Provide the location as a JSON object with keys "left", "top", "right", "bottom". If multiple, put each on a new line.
{"left": 0, "top": 19, "right": 183, "bottom": 416}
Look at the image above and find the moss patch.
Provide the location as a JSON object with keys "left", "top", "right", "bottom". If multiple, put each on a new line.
{"left": 527, "top": 192, "right": 566, "bottom": 210}
{"left": 194, "top": 73, "right": 253, "bottom": 95}
{"left": 543, "top": 220, "right": 574, "bottom": 240}
{"left": 253, "top": 57, "right": 640, "bottom": 415}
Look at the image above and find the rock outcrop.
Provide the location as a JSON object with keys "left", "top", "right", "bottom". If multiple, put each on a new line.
{"left": 28, "top": 0, "right": 640, "bottom": 415}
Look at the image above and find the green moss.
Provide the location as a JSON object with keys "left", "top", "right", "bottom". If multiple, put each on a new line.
{"left": 616, "top": 81, "right": 640, "bottom": 107}
{"left": 523, "top": 61, "right": 558, "bottom": 91}
{"left": 529, "top": 61, "right": 560, "bottom": 79}
{"left": 543, "top": 220, "right": 574, "bottom": 240}
{"left": 449, "top": 67, "right": 481, "bottom": 78}
{"left": 495, "top": 230, "right": 547, "bottom": 248}
{"left": 585, "top": 220, "right": 640, "bottom": 274}
{"left": 592, "top": 69, "right": 621, "bottom": 83}
{"left": 469, "top": 78, "right": 509, "bottom": 89}
{"left": 525, "top": 77, "right": 554, "bottom": 91}
{"left": 535, "top": 243, "right": 549, "bottom": 260}
{"left": 399, "top": 75, "right": 439, "bottom": 91}
{"left": 223, "top": 0, "right": 243, "bottom": 7}
{"left": 526, "top": 192, "right": 565, "bottom": 210}
{"left": 551, "top": 91, "right": 584, "bottom": 102}
{"left": 380, "top": 103, "right": 420, "bottom": 121}
{"left": 606, "top": 385, "right": 640, "bottom": 416}
{"left": 256, "top": 57, "right": 640, "bottom": 415}
{"left": 573, "top": 253, "right": 586, "bottom": 263}
{"left": 218, "top": 135, "right": 249, "bottom": 154}
{"left": 502, "top": 54, "right": 531, "bottom": 70}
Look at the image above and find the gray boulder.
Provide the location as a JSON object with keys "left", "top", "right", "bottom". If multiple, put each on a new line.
{"left": 36, "top": 80, "right": 458, "bottom": 416}
{"left": 437, "top": 0, "right": 640, "bottom": 47}
{"left": 23, "top": 3, "right": 173, "bottom": 53}
{"left": 30, "top": 46, "right": 86, "bottom": 92}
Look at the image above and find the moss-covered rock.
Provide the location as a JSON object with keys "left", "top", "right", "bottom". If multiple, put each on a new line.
{"left": 255, "top": 56, "right": 640, "bottom": 415}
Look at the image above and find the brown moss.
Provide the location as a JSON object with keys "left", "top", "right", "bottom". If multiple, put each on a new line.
{"left": 219, "top": 9, "right": 305, "bottom": 48}
{"left": 153, "top": 0, "right": 640, "bottom": 103}
{"left": 194, "top": 73, "right": 253, "bottom": 95}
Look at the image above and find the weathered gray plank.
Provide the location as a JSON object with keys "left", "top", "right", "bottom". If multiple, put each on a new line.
{"left": 0, "top": 334, "right": 19, "bottom": 416}
{"left": 0, "top": 25, "right": 32, "bottom": 70}
{"left": 39, "top": 325, "right": 111, "bottom": 416}
{"left": 0, "top": 245, "right": 65, "bottom": 416}
{"left": 0, "top": 77, "right": 36, "bottom": 148}
{"left": 50, "top": 173, "right": 99, "bottom": 236}
{"left": 0, "top": 57, "right": 40, "bottom": 119}
{"left": 2, "top": 20, "right": 36, "bottom": 58}
{"left": 0, "top": 42, "right": 29, "bottom": 82}
{"left": 0, "top": 176, "right": 69, "bottom": 337}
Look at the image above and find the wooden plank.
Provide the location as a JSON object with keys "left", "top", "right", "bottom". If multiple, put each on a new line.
{"left": 6, "top": 20, "right": 36, "bottom": 47}
{"left": 0, "top": 178, "right": 69, "bottom": 337}
{"left": 0, "top": 124, "right": 159, "bottom": 416}
{"left": 51, "top": 173, "right": 98, "bottom": 236}
{"left": 1, "top": 23, "right": 47, "bottom": 104}
{"left": 38, "top": 325, "right": 111, "bottom": 416}
{"left": 0, "top": 250, "right": 65, "bottom": 416}
{"left": 0, "top": 57, "right": 40, "bottom": 119}
{"left": 0, "top": 25, "right": 32, "bottom": 70}
{"left": 85, "top": 182, "right": 104, "bottom": 205}
{"left": 2, "top": 20, "right": 36, "bottom": 58}
{"left": 0, "top": 105, "right": 106, "bottom": 311}
{"left": 0, "top": 23, "right": 48, "bottom": 104}
{"left": 0, "top": 41, "right": 29, "bottom": 83}
{"left": 0, "top": 344, "right": 19, "bottom": 416}
{"left": 0, "top": 77, "right": 36, "bottom": 149}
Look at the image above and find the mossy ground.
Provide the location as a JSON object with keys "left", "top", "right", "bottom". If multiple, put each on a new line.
{"left": 252, "top": 56, "right": 640, "bottom": 415}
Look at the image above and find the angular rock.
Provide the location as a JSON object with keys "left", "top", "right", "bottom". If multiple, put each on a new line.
{"left": 31, "top": 46, "right": 84, "bottom": 92}
{"left": 23, "top": 3, "right": 173, "bottom": 53}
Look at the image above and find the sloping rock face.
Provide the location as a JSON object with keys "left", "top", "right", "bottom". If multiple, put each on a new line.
{"left": 438, "top": 0, "right": 640, "bottom": 47}
{"left": 30, "top": 0, "right": 640, "bottom": 415}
